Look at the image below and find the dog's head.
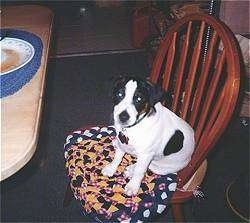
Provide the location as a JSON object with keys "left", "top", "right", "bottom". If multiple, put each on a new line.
{"left": 112, "top": 76, "right": 162, "bottom": 128}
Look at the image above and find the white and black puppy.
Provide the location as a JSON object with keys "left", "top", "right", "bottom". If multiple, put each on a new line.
{"left": 102, "top": 76, "right": 195, "bottom": 196}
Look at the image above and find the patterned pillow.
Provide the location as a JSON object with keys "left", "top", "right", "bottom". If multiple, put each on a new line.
{"left": 64, "top": 126, "right": 177, "bottom": 222}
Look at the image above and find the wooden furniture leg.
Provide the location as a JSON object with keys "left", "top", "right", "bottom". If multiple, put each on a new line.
{"left": 63, "top": 183, "right": 73, "bottom": 207}
{"left": 172, "top": 203, "right": 185, "bottom": 222}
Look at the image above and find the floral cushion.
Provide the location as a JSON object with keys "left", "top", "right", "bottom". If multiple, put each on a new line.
{"left": 64, "top": 126, "right": 177, "bottom": 222}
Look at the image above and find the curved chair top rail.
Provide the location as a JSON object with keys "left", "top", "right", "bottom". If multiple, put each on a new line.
{"left": 150, "top": 13, "right": 241, "bottom": 187}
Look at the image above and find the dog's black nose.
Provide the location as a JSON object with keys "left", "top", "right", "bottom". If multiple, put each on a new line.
{"left": 119, "top": 110, "right": 130, "bottom": 123}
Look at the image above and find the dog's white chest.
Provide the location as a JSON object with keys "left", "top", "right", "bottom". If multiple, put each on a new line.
{"left": 116, "top": 121, "right": 160, "bottom": 157}
{"left": 116, "top": 130, "right": 138, "bottom": 155}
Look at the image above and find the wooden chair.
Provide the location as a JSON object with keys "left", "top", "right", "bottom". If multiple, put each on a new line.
{"left": 149, "top": 13, "right": 241, "bottom": 221}
{"left": 64, "top": 13, "right": 241, "bottom": 222}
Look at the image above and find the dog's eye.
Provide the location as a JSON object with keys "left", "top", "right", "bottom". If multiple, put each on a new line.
{"left": 114, "top": 88, "right": 125, "bottom": 102}
{"left": 118, "top": 92, "right": 124, "bottom": 98}
{"left": 134, "top": 95, "right": 145, "bottom": 104}
{"left": 117, "top": 89, "right": 125, "bottom": 98}
{"left": 113, "top": 87, "right": 126, "bottom": 105}
{"left": 135, "top": 96, "right": 142, "bottom": 103}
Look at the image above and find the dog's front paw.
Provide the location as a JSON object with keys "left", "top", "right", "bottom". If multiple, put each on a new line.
{"left": 101, "top": 164, "right": 117, "bottom": 177}
{"left": 124, "top": 180, "right": 140, "bottom": 196}
{"left": 124, "top": 164, "right": 135, "bottom": 179}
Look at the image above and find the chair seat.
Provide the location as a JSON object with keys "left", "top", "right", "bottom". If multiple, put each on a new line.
{"left": 64, "top": 126, "right": 177, "bottom": 222}
{"left": 171, "top": 160, "right": 207, "bottom": 203}
{"left": 171, "top": 190, "right": 194, "bottom": 203}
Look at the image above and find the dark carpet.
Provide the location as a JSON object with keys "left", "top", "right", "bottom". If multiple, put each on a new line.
{"left": 1, "top": 52, "right": 249, "bottom": 222}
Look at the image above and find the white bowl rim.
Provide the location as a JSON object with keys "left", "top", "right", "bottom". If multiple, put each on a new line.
{"left": 1, "top": 37, "right": 35, "bottom": 76}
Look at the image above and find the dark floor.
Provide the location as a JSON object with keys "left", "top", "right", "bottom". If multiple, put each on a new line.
{"left": 51, "top": 1, "right": 138, "bottom": 57}
{"left": 1, "top": 2, "right": 249, "bottom": 222}
{"left": 2, "top": 1, "right": 139, "bottom": 57}
{"left": 51, "top": 2, "right": 137, "bottom": 57}
{"left": 0, "top": 53, "right": 150, "bottom": 222}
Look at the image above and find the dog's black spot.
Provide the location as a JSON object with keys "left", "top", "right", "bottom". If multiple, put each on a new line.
{"left": 163, "top": 130, "right": 184, "bottom": 156}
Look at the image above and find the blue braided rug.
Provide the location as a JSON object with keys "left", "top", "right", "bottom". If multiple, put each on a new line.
{"left": 0, "top": 29, "right": 43, "bottom": 98}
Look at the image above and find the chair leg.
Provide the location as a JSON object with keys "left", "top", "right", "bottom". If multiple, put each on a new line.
{"left": 63, "top": 182, "right": 73, "bottom": 207}
{"left": 172, "top": 203, "right": 185, "bottom": 222}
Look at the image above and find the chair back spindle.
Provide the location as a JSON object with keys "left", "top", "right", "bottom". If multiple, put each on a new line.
{"left": 150, "top": 14, "right": 241, "bottom": 187}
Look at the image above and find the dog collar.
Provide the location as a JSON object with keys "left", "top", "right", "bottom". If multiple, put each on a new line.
{"left": 118, "top": 110, "right": 150, "bottom": 144}
{"left": 122, "top": 110, "right": 150, "bottom": 129}
{"left": 118, "top": 112, "right": 147, "bottom": 144}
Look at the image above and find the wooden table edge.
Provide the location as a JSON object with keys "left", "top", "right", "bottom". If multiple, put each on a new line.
{"left": 0, "top": 5, "right": 54, "bottom": 181}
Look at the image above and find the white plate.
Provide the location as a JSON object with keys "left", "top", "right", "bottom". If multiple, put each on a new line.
{"left": 0, "top": 37, "right": 35, "bottom": 75}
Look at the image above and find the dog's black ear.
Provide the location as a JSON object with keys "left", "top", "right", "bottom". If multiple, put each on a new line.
{"left": 109, "top": 75, "right": 129, "bottom": 104}
{"left": 108, "top": 75, "right": 124, "bottom": 95}
{"left": 114, "top": 75, "right": 125, "bottom": 86}
{"left": 161, "top": 91, "right": 172, "bottom": 108}
{"left": 146, "top": 80, "right": 163, "bottom": 106}
{"left": 112, "top": 75, "right": 130, "bottom": 89}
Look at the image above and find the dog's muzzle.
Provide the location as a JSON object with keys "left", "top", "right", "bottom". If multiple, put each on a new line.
{"left": 119, "top": 110, "right": 130, "bottom": 123}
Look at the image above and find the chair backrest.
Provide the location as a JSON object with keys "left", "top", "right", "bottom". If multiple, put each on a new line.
{"left": 150, "top": 14, "right": 241, "bottom": 188}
